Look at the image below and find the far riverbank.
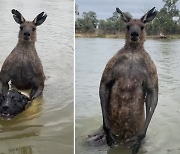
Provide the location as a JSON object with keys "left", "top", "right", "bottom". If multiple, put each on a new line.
{"left": 75, "top": 33, "right": 180, "bottom": 39}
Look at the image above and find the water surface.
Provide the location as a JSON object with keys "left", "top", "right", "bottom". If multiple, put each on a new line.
{"left": 76, "top": 38, "right": 180, "bottom": 154}
{"left": 0, "top": 0, "right": 74, "bottom": 154}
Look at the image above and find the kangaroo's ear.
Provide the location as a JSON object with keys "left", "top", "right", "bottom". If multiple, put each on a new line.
{"left": 116, "top": 8, "right": 131, "bottom": 23}
{"left": 141, "top": 7, "right": 157, "bottom": 23}
{"left": 11, "top": 9, "right": 26, "bottom": 24}
{"left": 33, "top": 12, "right": 47, "bottom": 26}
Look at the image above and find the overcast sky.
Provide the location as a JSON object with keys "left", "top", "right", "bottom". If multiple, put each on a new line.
{"left": 76, "top": 0, "right": 180, "bottom": 19}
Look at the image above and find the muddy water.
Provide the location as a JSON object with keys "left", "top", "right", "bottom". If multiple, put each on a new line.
{"left": 76, "top": 38, "right": 180, "bottom": 154}
{"left": 0, "top": 0, "right": 74, "bottom": 154}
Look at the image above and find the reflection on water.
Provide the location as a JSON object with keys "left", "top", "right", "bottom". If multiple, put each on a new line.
{"left": 76, "top": 38, "right": 180, "bottom": 154}
{"left": 0, "top": 0, "right": 74, "bottom": 154}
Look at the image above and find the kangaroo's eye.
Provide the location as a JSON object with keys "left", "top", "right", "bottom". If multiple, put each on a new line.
{"left": 20, "top": 26, "right": 23, "bottom": 31}
{"left": 32, "top": 28, "right": 36, "bottom": 31}
{"left": 141, "top": 26, "right": 144, "bottom": 30}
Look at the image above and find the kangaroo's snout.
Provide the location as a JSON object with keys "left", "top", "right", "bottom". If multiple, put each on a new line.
{"left": 23, "top": 31, "right": 31, "bottom": 40}
{"left": 131, "top": 31, "right": 139, "bottom": 37}
{"left": 24, "top": 32, "right": 30, "bottom": 37}
{"left": 130, "top": 31, "right": 139, "bottom": 41}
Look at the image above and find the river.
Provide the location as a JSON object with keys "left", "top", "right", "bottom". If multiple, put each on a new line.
{"left": 76, "top": 37, "right": 180, "bottom": 154}
{"left": 0, "top": 0, "right": 74, "bottom": 154}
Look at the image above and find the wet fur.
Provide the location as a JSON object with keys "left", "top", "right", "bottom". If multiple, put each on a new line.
{"left": 102, "top": 43, "right": 157, "bottom": 141}
{"left": 87, "top": 7, "right": 158, "bottom": 154}
{"left": 0, "top": 89, "right": 30, "bottom": 120}
{"left": 0, "top": 9, "right": 47, "bottom": 99}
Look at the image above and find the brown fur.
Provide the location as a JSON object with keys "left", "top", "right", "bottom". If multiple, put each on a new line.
{"left": 0, "top": 9, "right": 47, "bottom": 99}
{"left": 101, "top": 44, "right": 157, "bottom": 143}
{"left": 18, "top": 22, "right": 37, "bottom": 42}
{"left": 88, "top": 7, "right": 158, "bottom": 154}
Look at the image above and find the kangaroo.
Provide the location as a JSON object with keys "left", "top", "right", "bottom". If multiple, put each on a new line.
{"left": 87, "top": 7, "right": 158, "bottom": 154}
{"left": 0, "top": 9, "right": 47, "bottom": 100}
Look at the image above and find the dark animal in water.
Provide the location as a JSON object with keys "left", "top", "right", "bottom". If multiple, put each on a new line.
{"left": 87, "top": 7, "right": 158, "bottom": 154}
{"left": 0, "top": 89, "right": 30, "bottom": 120}
{"left": 0, "top": 9, "right": 47, "bottom": 99}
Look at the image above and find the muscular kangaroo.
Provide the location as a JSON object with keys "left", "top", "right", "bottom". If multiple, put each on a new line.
{"left": 88, "top": 7, "right": 158, "bottom": 154}
{"left": 0, "top": 9, "right": 47, "bottom": 100}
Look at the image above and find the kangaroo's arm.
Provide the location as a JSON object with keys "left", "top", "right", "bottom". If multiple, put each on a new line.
{"left": 0, "top": 59, "right": 13, "bottom": 94}
{"left": 99, "top": 61, "right": 116, "bottom": 146}
{"left": 141, "top": 65, "right": 158, "bottom": 138}
{"left": 30, "top": 78, "right": 44, "bottom": 99}
{"left": 29, "top": 56, "right": 45, "bottom": 100}
{"left": 30, "top": 71, "right": 45, "bottom": 100}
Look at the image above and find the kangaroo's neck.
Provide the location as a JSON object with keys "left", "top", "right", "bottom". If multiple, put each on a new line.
{"left": 124, "top": 41, "right": 144, "bottom": 51}
{"left": 15, "top": 41, "right": 36, "bottom": 51}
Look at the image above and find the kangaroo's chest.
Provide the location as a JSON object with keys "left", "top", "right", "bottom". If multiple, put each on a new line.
{"left": 114, "top": 52, "right": 147, "bottom": 80}
{"left": 108, "top": 52, "right": 147, "bottom": 141}
{"left": 9, "top": 51, "right": 37, "bottom": 79}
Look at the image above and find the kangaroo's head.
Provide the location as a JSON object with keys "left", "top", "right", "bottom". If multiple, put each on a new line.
{"left": 116, "top": 7, "right": 157, "bottom": 45}
{"left": 12, "top": 9, "right": 47, "bottom": 42}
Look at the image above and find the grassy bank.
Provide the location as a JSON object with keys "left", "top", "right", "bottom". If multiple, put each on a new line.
{"left": 75, "top": 33, "right": 180, "bottom": 39}
{"left": 75, "top": 33, "right": 124, "bottom": 38}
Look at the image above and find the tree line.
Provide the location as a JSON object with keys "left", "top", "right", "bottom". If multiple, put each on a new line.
{"left": 75, "top": 0, "right": 180, "bottom": 36}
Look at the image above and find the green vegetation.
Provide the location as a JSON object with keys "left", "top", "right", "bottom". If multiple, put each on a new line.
{"left": 75, "top": 0, "right": 180, "bottom": 38}
{"left": 75, "top": 11, "right": 98, "bottom": 33}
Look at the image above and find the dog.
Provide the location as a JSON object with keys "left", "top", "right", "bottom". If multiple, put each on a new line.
{"left": 0, "top": 89, "right": 31, "bottom": 120}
